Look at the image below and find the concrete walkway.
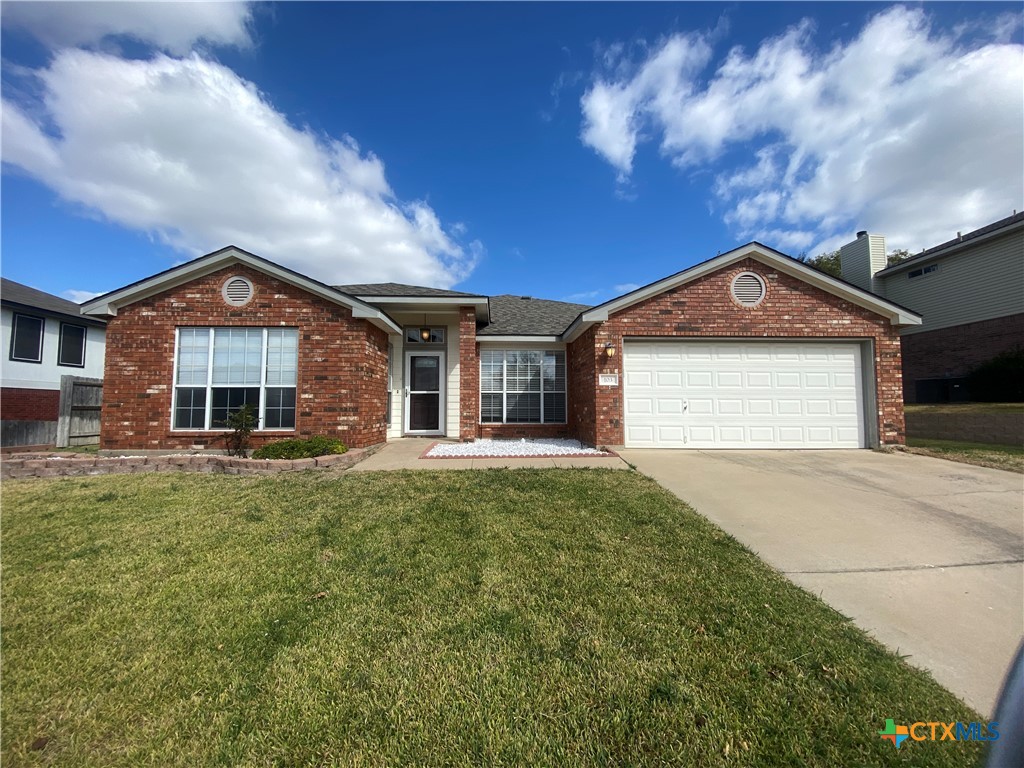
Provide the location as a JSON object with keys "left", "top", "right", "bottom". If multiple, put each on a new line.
{"left": 351, "top": 438, "right": 630, "bottom": 471}
{"left": 619, "top": 448, "right": 1024, "bottom": 715}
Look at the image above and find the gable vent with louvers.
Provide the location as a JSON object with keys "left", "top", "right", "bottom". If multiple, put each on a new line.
{"left": 222, "top": 276, "right": 254, "bottom": 306}
{"left": 730, "top": 272, "right": 766, "bottom": 307}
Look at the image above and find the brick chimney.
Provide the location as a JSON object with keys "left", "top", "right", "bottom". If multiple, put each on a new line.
{"left": 839, "top": 230, "right": 887, "bottom": 295}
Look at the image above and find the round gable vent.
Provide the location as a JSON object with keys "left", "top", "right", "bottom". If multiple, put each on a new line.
{"left": 222, "top": 276, "right": 254, "bottom": 306}
{"left": 731, "top": 271, "right": 766, "bottom": 307}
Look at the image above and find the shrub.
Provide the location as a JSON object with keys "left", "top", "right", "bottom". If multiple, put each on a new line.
{"left": 966, "top": 347, "right": 1024, "bottom": 402}
{"left": 220, "top": 404, "right": 256, "bottom": 457}
{"left": 252, "top": 436, "right": 348, "bottom": 460}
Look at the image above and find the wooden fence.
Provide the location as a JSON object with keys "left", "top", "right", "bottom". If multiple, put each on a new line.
{"left": 56, "top": 376, "right": 103, "bottom": 448}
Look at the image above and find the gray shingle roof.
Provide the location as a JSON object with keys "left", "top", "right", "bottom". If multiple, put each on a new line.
{"left": 335, "top": 282, "right": 484, "bottom": 298}
{"left": 1, "top": 278, "right": 105, "bottom": 325}
{"left": 478, "top": 295, "right": 589, "bottom": 336}
{"left": 875, "top": 211, "right": 1024, "bottom": 276}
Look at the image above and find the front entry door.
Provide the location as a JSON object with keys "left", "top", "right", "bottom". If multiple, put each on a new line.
{"left": 405, "top": 352, "right": 445, "bottom": 434}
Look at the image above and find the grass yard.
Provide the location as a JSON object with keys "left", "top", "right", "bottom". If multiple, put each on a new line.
{"left": 2, "top": 470, "right": 982, "bottom": 767}
{"left": 905, "top": 437, "right": 1024, "bottom": 473}
{"left": 904, "top": 402, "right": 1024, "bottom": 415}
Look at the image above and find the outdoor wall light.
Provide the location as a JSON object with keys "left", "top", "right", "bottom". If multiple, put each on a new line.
{"left": 420, "top": 327, "right": 431, "bottom": 342}
{"left": 604, "top": 343, "right": 616, "bottom": 358}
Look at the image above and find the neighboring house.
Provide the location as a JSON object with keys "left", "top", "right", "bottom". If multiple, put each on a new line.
{"left": 81, "top": 243, "right": 920, "bottom": 452}
{"left": 1, "top": 278, "right": 106, "bottom": 447}
{"left": 839, "top": 212, "right": 1024, "bottom": 403}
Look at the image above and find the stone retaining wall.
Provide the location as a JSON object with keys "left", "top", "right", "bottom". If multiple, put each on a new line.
{"left": 1, "top": 448, "right": 373, "bottom": 480}
{"left": 905, "top": 412, "right": 1024, "bottom": 446}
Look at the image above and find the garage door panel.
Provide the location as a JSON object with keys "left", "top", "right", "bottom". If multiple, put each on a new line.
{"left": 804, "top": 371, "right": 831, "bottom": 388}
{"left": 623, "top": 340, "right": 865, "bottom": 449}
{"left": 747, "top": 371, "right": 772, "bottom": 388}
{"left": 686, "top": 371, "right": 713, "bottom": 387}
{"left": 625, "top": 397, "right": 653, "bottom": 415}
{"left": 716, "top": 371, "right": 743, "bottom": 387}
{"left": 656, "top": 371, "right": 682, "bottom": 388}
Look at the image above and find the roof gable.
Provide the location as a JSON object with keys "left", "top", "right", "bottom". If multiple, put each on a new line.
{"left": 80, "top": 246, "right": 401, "bottom": 334}
{"left": 479, "top": 295, "right": 591, "bottom": 337}
{"left": 563, "top": 243, "right": 921, "bottom": 341}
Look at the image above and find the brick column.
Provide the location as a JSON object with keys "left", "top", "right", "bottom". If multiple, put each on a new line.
{"left": 458, "top": 306, "right": 479, "bottom": 441}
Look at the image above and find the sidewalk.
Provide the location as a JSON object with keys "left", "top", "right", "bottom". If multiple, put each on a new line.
{"left": 350, "top": 438, "right": 630, "bottom": 471}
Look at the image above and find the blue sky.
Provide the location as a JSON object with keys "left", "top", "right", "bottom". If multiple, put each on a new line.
{"left": 2, "top": 2, "right": 1021, "bottom": 306}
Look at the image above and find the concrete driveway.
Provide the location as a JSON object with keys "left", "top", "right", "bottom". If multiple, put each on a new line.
{"left": 619, "top": 448, "right": 1024, "bottom": 715}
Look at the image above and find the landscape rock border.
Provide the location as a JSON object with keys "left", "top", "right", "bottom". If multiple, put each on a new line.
{"left": 0, "top": 447, "right": 376, "bottom": 480}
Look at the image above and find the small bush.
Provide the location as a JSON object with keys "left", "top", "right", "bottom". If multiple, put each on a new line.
{"left": 966, "top": 347, "right": 1024, "bottom": 402}
{"left": 252, "top": 436, "right": 348, "bottom": 460}
{"left": 221, "top": 404, "right": 256, "bottom": 457}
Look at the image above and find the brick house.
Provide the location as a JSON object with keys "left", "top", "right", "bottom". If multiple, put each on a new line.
{"left": 82, "top": 243, "right": 920, "bottom": 451}
{"left": 839, "top": 212, "right": 1024, "bottom": 403}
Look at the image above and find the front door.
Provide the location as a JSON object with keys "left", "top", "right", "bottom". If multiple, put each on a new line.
{"left": 405, "top": 351, "right": 445, "bottom": 434}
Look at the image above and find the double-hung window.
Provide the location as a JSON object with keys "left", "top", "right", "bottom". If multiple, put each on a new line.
{"left": 480, "top": 350, "right": 566, "bottom": 424}
{"left": 173, "top": 327, "right": 298, "bottom": 430}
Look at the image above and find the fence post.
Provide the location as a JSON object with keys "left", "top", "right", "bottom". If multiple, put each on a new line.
{"left": 56, "top": 375, "right": 75, "bottom": 448}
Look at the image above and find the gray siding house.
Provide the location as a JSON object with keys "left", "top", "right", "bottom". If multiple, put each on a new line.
{"left": 839, "top": 212, "right": 1024, "bottom": 402}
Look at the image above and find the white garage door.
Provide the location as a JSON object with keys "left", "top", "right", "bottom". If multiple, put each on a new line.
{"left": 623, "top": 341, "right": 866, "bottom": 449}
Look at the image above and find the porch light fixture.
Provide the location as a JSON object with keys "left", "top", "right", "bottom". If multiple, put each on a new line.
{"left": 604, "top": 343, "right": 616, "bottom": 358}
{"left": 420, "top": 327, "right": 431, "bottom": 341}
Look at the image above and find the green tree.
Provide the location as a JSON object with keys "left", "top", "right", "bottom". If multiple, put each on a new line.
{"left": 799, "top": 249, "right": 842, "bottom": 278}
{"left": 886, "top": 248, "right": 911, "bottom": 267}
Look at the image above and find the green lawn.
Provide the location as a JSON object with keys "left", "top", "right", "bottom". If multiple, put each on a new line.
{"left": 905, "top": 402, "right": 1024, "bottom": 414}
{"left": 906, "top": 437, "right": 1024, "bottom": 473}
{"left": 2, "top": 470, "right": 983, "bottom": 767}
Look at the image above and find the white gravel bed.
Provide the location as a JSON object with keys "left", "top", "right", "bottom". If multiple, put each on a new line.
{"left": 425, "top": 438, "right": 609, "bottom": 458}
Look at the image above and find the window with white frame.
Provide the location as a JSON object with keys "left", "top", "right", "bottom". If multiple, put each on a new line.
{"left": 173, "top": 327, "right": 298, "bottom": 430}
{"left": 58, "top": 323, "right": 87, "bottom": 367}
{"left": 480, "top": 350, "right": 566, "bottom": 424}
{"left": 9, "top": 313, "right": 44, "bottom": 363}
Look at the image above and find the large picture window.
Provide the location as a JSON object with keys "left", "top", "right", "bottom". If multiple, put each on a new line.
{"left": 173, "top": 327, "right": 298, "bottom": 430}
{"left": 480, "top": 350, "right": 566, "bottom": 424}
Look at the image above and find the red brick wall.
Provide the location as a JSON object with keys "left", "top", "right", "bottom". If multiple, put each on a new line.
{"left": 458, "top": 307, "right": 479, "bottom": 440}
{"left": 100, "top": 264, "right": 388, "bottom": 451}
{"left": 1, "top": 388, "right": 60, "bottom": 422}
{"left": 567, "top": 258, "right": 906, "bottom": 446}
{"left": 478, "top": 423, "right": 572, "bottom": 439}
{"left": 901, "top": 313, "right": 1024, "bottom": 402}
{"left": 568, "top": 326, "right": 599, "bottom": 446}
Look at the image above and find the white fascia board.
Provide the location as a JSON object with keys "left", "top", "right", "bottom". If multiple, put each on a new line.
{"left": 81, "top": 247, "right": 402, "bottom": 333}
{"left": 579, "top": 244, "right": 921, "bottom": 327}
{"left": 354, "top": 295, "right": 490, "bottom": 323}
{"left": 477, "top": 335, "right": 561, "bottom": 344}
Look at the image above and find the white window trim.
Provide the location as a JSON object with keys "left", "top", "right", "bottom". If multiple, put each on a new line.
{"left": 480, "top": 349, "right": 567, "bottom": 425}
{"left": 10, "top": 313, "right": 44, "bottom": 364}
{"left": 57, "top": 322, "right": 87, "bottom": 368}
{"left": 170, "top": 327, "right": 298, "bottom": 432}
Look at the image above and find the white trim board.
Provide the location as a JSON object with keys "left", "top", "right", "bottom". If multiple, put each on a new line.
{"left": 563, "top": 243, "right": 922, "bottom": 342}
{"left": 81, "top": 246, "right": 402, "bottom": 335}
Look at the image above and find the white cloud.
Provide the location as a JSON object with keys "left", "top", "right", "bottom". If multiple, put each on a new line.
{"left": 613, "top": 282, "right": 640, "bottom": 293}
{"left": 2, "top": 50, "right": 479, "bottom": 287}
{"left": 62, "top": 289, "right": 104, "bottom": 304}
{"left": 581, "top": 7, "right": 1024, "bottom": 254}
{"left": 1, "top": 1, "right": 254, "bottom": 54}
